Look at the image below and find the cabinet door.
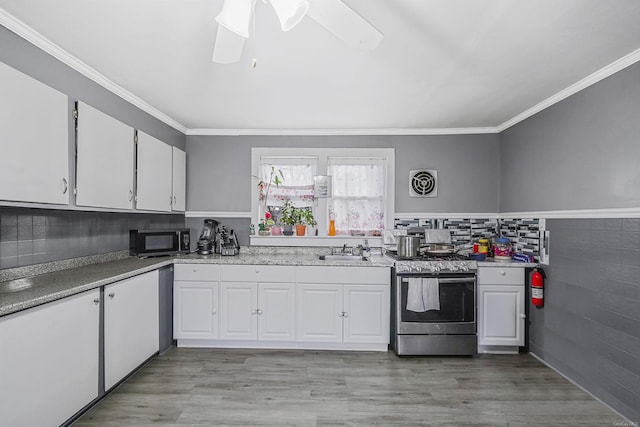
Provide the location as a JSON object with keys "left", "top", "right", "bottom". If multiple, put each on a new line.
{"left": 104, "top": 271, "right": 159, "bottom": 390}
{"left": 174, "top": 281, "right": 218, "bottom": 339}
{"left": 0, "top": 61, "right": 69, "bottom": 205}
{"left": 258, "top": 283, "right": 296, "bottom": 341}
{"left": 478, "top": 285, "right": 525, "bottom": 346}
{"left": 343, "top": 285, "right": 390, "bottom": 344}
{"left": 172, "top": 147, "right": 186, "bottom": 212}
{"left": 76, "top": 101, "right": 134, "bottom": 209}
{"left": 219, "top": 282, "right": 258, "bottom": 340}
{"left": 0, "top": 290, "right": 100, "bottom": 427}
{"left": 296, "top": 284, "right": 343, "bottom": 342}
{"left": 136, "top": 131, "right": 173, "bottom": 211}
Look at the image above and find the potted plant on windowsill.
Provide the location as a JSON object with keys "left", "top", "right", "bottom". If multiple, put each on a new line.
{"left": 279, "top": 199, "right": 297, "bottom": 236}
{"left": 296, "top": 208, "right": 316, "bottom": 236}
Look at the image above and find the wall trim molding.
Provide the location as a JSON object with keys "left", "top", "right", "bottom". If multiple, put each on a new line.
{"left": 497, "top": 48, "right": 640, "bottom": 132}
{"left": 498, "top": 207, "right": 640, "bottom": 219}
{"left": 395, "top": 212, "right": 498, "bottom": 219}
{"left": 186, "top": 127, "right": 499, "bottom": 136}
{"left": 0, "top": 8, "right": 188, "bottom": 134}
{"left": 187, "top": 208, "right": 640, "bottom": 220}
{"left": 186, "top": 211, "right": 252, "bottom": 218}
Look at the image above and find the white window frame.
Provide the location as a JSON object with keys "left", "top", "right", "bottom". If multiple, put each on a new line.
{"left": 251, "top": 147, "right": 395, "bottom": 247}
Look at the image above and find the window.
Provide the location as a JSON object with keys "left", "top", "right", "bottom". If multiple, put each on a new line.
{"left": 252, "top": 148, "right": 394, "bottom": 241}
{"left": 328, "top": 157, "right": 386, "bottom": 235}
{"left": 258, "top": 157, "right": 317, "bottom": 208}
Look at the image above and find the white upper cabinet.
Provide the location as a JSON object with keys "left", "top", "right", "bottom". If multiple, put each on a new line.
{"left": 171, "top": 147, "right": 186, "bottom": 212}
{"left": 0, "top": 61, "right": 69, "bottom": 205}
{"left": 76, "top": 101, "right": 135, "bottom": 209}
{"left": 136, "top": 131, "right": 172, "bottom": 211}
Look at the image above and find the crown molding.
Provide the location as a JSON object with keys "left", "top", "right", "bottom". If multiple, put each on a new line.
{"left": 497, "top": 48, "right": 640, "bottom": 132}
{"left": 0, "top": 8, "right": 188, "bottom": 134}
{"left": 185, "top": 127, "right": 499, "bottom": 136}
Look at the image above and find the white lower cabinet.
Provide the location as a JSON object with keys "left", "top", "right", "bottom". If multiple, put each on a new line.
{"left": 297, "top": 284, "right": 343, "bottom": 342}
{"left": 477, "top": 266, "right": 526, "bottom": 352}
{"left": 174, "top": 281, "right": 219, "bottom": 339}
{"left": 173, "top": 264, "right": 391, "bottom": 350}
{"left": 218, "top": 265, "right": 296, "bottom": 341}
{"left": 296, "top": 266, "right": 390, "bottom": 346}
{"left": 0, "top": 290, "right": 100, "bottom": 427}
{"left": 173, "top": 265, "right": 221, "bottom": 341}
{"left": 104, "top": 271, "right": 159, "bottom": 390}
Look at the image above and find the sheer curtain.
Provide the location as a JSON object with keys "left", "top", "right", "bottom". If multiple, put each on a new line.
{"left": 258, "top": 158, "right": 317, "bottom": 208}
{"left": 327, "top": 157, "right": 385, "bottom": 235}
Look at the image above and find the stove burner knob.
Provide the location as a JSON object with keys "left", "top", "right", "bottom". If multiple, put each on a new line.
{"left": 430, "top": 264, "right": 440, "bottom": 273}
{"left": 461, "top": 264, "right": 469, "bottom": 272}
{"left": 449, "top": 264, "right": 459, "bottom": 272}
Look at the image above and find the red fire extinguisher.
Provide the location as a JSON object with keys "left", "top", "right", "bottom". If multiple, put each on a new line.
{"left": 531, "top": 267, "right": 546, "bottom": 308}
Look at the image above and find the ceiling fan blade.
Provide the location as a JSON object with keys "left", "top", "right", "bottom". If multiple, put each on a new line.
{"left": 307, "top": 0, "right": 383, "bottom": 51}
{"left": 212, "top": 25, "right": 246, "bottom": 64}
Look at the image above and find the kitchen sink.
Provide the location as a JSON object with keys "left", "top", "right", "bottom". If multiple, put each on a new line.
{"left": 318, "top": 254, "right": 369, "bottom": 262}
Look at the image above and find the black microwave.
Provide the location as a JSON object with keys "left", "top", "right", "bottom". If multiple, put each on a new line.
{"left": 129, "top": 229, "right": 190, "bottom": 257}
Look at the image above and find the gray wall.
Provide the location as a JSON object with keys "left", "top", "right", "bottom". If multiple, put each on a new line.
{"left": 500, "top": 61, "right": 640, "bottom": 212}
{"left": 187, "top": 134, "right": 500, "bottom": 214}
{"left": 501, "top": 61, "right": 640, "bottom": 422}
{"left": 529, "top": 218, "right": 640, "bottom": 422}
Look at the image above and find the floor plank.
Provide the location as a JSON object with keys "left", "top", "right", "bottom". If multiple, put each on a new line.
{"left": 73, "top": 348, "right": 625, "bottom": 426}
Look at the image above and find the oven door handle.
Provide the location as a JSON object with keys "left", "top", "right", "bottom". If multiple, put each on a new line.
{"left": 438, "top": 277, "right": 475, "bottom": 284}
{"left": 400, "top": 277, "right": 475, "bottom": 284}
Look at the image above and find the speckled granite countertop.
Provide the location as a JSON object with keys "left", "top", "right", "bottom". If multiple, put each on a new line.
{"left": 0, "top": 248, "right": 392, "bottom": 318}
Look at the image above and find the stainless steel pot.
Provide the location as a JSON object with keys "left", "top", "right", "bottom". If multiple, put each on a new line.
{"left": 397, "top": 236, "right": 421, "bottom": 257}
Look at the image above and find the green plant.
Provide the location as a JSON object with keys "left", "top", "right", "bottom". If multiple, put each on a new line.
{"left": 298, "top": 208, "right": 316, "bottom": 227}
{"left": 279, "top": 199, "right": 297, "bottom": 226}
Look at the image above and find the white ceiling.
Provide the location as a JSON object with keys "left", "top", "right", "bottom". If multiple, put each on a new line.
{"left": 1, "top": 0, "right": 640, "bottom": 134}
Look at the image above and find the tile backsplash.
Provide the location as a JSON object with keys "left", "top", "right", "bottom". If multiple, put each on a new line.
{"left": 0, "top": 207, "right": 185, "bottom": 269}
{"left": 394, "top": 216, "right": 541, "bottom": 259}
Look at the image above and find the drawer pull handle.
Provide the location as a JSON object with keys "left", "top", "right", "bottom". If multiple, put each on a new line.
{"left": 520, "top": 313, "right": 526, "bottom": 319}
{"left": 499, "top": 271, "right": 506, "bottom": 276}
{"left": 108, "top": 293, "right": 115, "bottom": 299}
{"left": 93, "top": 298, "right": 100, "bottom": 305}
{"left": 193, "top": 268, "right": 198, "bottom": 272}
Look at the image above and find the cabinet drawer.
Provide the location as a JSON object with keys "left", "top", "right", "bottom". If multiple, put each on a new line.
{"left": 219, "top": 265, "right": 296, "bottom": 283}
{"left": 478, "top": 267, "right": 524, "bottom": 285}
{"left": 297, "top": 266, "right": 390, "bottom": 285}
{"left": 174, "top": 264, "right": 220, "bottom": 281}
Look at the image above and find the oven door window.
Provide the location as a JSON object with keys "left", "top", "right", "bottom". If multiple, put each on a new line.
{"left": 400, "top": 280, "right": 474, "bottom": 323}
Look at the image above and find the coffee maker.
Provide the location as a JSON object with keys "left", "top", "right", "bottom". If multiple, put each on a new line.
{"left": 197, "top": 219, "right": 219, "bottom": 255}
{"left": 196, "top": 219, "right": 240, "bottom": 256}
{"left": 217, "top": 225, "right": 240, "bottom": 256}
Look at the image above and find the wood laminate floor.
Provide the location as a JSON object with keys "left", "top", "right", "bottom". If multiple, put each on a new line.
{"left": 73, "top": 348, "right": 625, "bottom": 426}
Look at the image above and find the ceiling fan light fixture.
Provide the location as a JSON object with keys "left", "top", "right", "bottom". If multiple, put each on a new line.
{"left": 215, "top": 0, "right": 254, "bottom": 38}
{"left": 270, "top": 0, "right": 310, "bottom": 32}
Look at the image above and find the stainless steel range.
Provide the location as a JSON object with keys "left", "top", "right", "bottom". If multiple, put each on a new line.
{"left": 387, "top": 250, "right": 478, "bottom": 356}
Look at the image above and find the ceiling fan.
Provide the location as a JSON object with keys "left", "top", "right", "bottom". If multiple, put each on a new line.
{"left": 212, "top": 0, "right": 384, "bottom": 64}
